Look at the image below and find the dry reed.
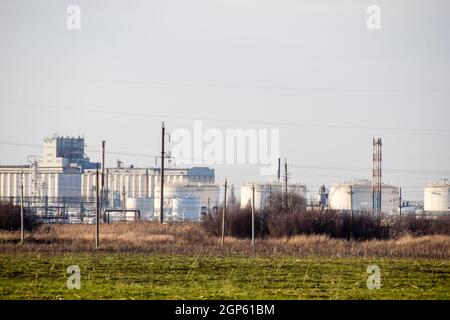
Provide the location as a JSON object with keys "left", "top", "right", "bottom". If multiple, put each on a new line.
{"left": 0, "top": 222, "right": 448, "bottom": 258}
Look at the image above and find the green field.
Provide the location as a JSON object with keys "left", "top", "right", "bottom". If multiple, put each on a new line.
{"left": 0, "top": 253, "right": 448, "bottom": 300}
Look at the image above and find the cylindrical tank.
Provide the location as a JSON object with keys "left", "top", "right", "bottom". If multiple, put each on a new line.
{"left": 240, "top": 182, "right": 307, "bottom": 210}
{"left": 125, "top": 197, "right": 154, "bottom": 220}
{"left": 329, "top": 179, "right": 399, "bottom": 214}
{"left": 154, "top": 184, "right": 220, "bottom": 211}
{"left": 172, "top": 197, "right": 201, "bottom": 221}
{"left": 424, "top": 180, "right": 450, "bottom": 214}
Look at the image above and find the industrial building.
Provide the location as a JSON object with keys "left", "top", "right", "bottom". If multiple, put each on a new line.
{"left": 424, "top": 180, "right": 450, "bottom": 215}
{"left": 0, "top": 136, "right": 94, "bottom": 201}
{"left": 240, "top": 182, "right": 307, "bottom": 210}
{"left": 2, "top": 136, "right": 448, "bottom": 221}
{"left": 328, "top": 179, "right": 400, "bottom": 215}
{"left": 0, "top": 136, "right": 219, "bottom": 222}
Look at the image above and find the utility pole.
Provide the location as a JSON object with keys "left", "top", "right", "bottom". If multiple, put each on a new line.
{"left": 160, "top": 122, "right": 165, "bottom": 224}
{"left": 284, "top": 159, "right": 288, "bottom": 214}
{"left": 349, "top": 185, "right": 353, "bottom": 218}
{"left": 101, "top": 141, "right": 105, "bottom": 214}
{"left": 221, "top": 179, "right": 228, "bottom": 246}
{"left": 399, "top": 187, "right": 402, "bottom": 217}
{"left": 251, "top": 183, "right": 255, "bottom": 247}
{"left": 95, "top": 164, "right": 100, "bottom": 249}
{"left": 20, "top": 171, "right": 24, "bottom": 245}
{"left": 121, "top": 185, "right": 126, "bottom": 221}
{"left": 269, "top": 184, "right": 272, "bottom": 206}
{"left": 277, "top": 158, "right": 281, "bottom": 182}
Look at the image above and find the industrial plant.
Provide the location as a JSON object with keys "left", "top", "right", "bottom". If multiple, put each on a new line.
{"left": 0, "top": 135, "right": 449, "bottom": 224}
{"left": 0, "top": 135, "right": 220, "bottom": 223}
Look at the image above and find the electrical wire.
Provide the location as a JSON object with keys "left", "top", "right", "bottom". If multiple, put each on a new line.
{"left": 1, "top": 99, "right": 450, "bottom": 134}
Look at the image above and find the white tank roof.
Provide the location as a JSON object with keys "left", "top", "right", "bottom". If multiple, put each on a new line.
{"left": 426, "top": 179, "right": 450, "bottom": 187}
{"left": 332, "top": 179, "right": 398, "bottom": 188}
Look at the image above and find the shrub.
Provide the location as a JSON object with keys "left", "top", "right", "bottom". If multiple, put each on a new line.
{"left": 201, "top": 191, "right": 450, "bottom": 241}
{"left": 202, "top": 206, "right": 266, "bottom": 239}
{"left": 0, "top": 203, "right": 38, "bottom": 231}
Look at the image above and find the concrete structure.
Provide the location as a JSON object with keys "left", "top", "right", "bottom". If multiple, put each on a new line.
{"left": 82, "top": 167, "right": 215, "bottom": 199}
{"left": 424, "top": 180, "right": 450, "bottom": 214}
{"left": 41, "top": 135, "right": 98, "bottom": 169}
{"left": 240, "top": 182, "right": 307, "bottom": 210}
{"left": 0, "top": 136, "right": 218, "bottom": 222}
{"left": 0, "top": 136, "right": 98, "bottom": 203}
{"left": 329, "top": 179, "right": 400, "bottom": 214}
{"left": 0, "top": 163, "right": 83, "bottom": 203}
{"left": 83, "top": 166, "right": 218, "bottom": 221}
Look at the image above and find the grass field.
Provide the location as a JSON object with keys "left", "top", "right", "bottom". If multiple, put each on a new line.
{"left": 0, "top": 223, "right": 449, "bottom": 300}
{"left": 0, "top": 252, "right": 448, "bottom": 300}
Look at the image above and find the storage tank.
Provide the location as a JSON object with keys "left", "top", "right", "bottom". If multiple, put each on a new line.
{"left": 125, "top": 197, "right": 154, "bottom": 220}
{"left": 329, "top": 179, "right": 399, "bottom": 214}
{"left": 154, "top": 184, "right": 220, "bottom": 211}
{"left": 424, "top": 180, "right": 450, "bottom": 214}
{"left": 172, "top": 197, "right": 201, "bottom": 221}
{"left": 153, "top": 183, "right": 219, "bottom": 221}
{"left": 240, "top": 182, "right": 307, "bottom": 210}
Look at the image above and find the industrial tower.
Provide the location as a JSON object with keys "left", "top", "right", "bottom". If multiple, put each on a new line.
{"left": 372, "top": 138, "right": 382, "bottom": 216}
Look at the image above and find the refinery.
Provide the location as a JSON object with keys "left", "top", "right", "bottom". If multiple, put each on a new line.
{"left": 0, "top": 134, "right": 449, "bottom": 223}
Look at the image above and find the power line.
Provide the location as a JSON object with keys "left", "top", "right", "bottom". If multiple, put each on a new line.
{"left": 1, "top": 139, "right": 449, "bottom": 177}
{"left": 1, "top": 99, "right": 450, "bottom": 134}
{"left": 3, "top": 72, "right": 450, "bottom": 94}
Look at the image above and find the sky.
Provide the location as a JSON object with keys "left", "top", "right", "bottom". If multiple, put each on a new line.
{"left": 0, "top": 0, "right": 449, "bottom": 201}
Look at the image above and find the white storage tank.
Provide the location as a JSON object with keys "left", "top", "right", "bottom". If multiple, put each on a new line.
{"left": 154, "top": 184, "right": 220, "bottom": 212}
{"left": 424, "top": 180, "right": 450, "bottom": 214}
{"left": 329, "top": 179, "right": 399, "bottom": 214}
{"left": 172, "top": 197, "right": 201, "bottom": 221}
{"left": 240, "top": 182, "right": 307, "bottom": 210}
{"left": 125, "top": 197, "right": 154, "bottom": 220}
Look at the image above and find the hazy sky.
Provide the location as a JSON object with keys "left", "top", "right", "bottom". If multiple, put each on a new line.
{"left": 1, "top": 0, "right": 449, "bottom": 201}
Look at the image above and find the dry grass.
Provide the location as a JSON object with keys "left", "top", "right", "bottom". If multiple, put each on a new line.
{"left": 0, "top": 222, "right": 448, "bottom": 258}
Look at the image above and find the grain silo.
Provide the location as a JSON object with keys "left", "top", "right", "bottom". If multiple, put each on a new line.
{"left": 424, "top": 180, "right": 450, "bottom": 214}
{"left": 329, "top": 179, "right": 399, "bottom": 214}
